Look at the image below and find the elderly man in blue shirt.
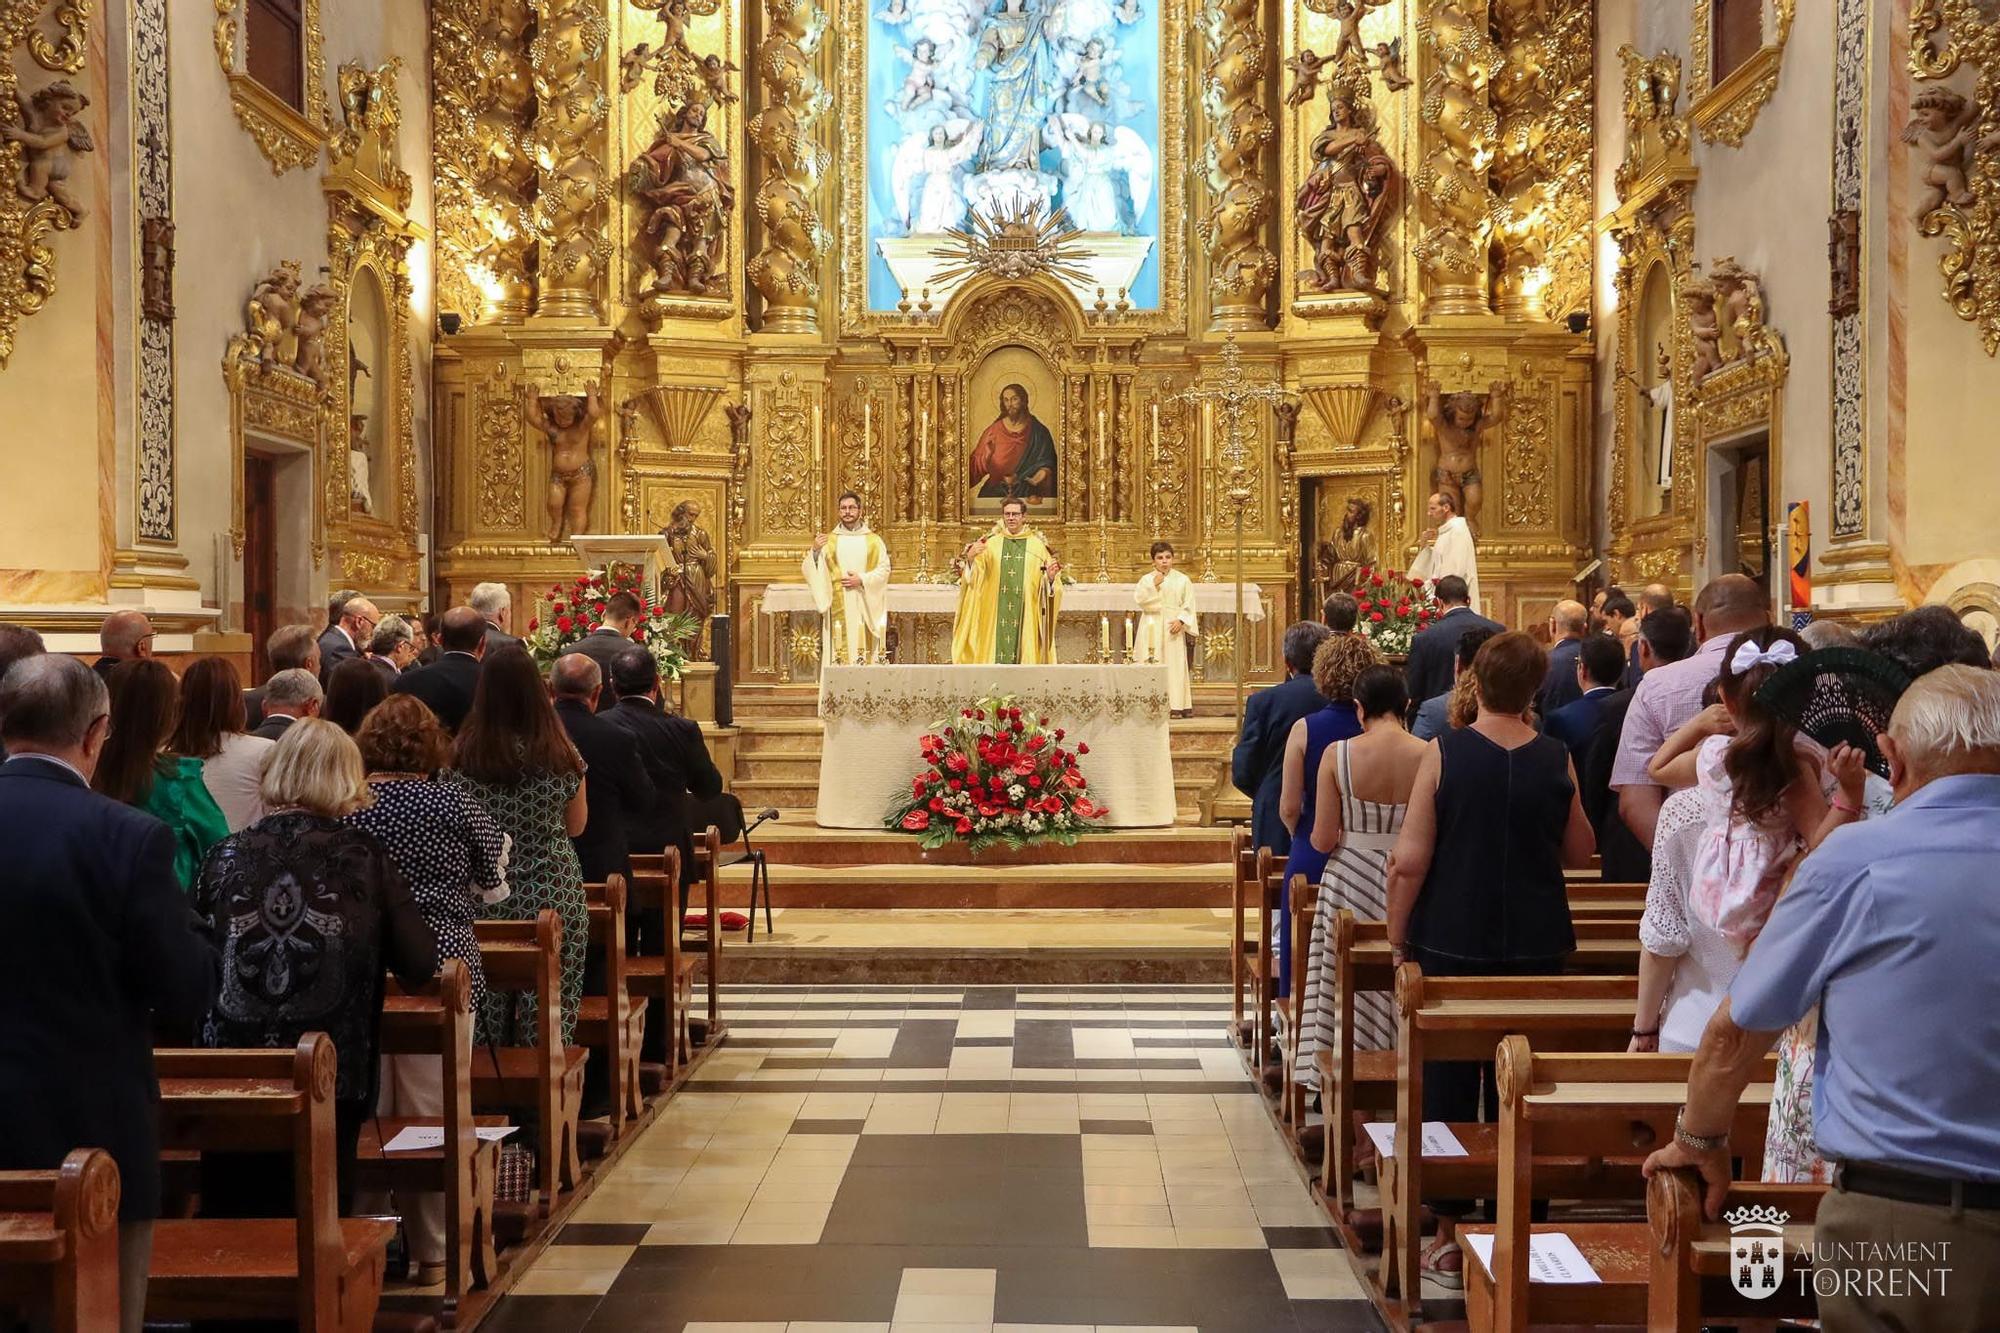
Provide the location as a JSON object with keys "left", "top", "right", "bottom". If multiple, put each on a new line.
{"left": 1643, "top": 664, "right": 2000, "bottom": 1333}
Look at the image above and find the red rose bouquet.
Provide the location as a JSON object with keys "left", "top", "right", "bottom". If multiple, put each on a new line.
{"left": 523, "top": 566, "right": 700, "bottom": 680}
{"left": 886, "top": 693, "right": 1106, "bottom": 851}
{"left": 1352, "top": 565, "right": 1438, "bottom": 657}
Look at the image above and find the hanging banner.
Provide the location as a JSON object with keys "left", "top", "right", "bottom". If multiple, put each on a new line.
{"left": 1786, "top": 500, "right": 1811, "bottom": 613}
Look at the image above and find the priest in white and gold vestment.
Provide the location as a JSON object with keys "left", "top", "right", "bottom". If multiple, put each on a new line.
{"left": 1134, "top": 540, "right": 1197, "bottom": 715}
{"left": 802, "top": 491, "right": 891, "bottom": 664}
{"left": 951, "top": 497, "right": 1064, "bottom": 665}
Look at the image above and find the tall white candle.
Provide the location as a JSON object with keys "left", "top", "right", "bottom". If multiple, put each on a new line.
{"left": 863, "top": 398, "right": 872, "bottom": 465}
{"left": 1151, "top": 400, "right": 1160, "bottom": 458}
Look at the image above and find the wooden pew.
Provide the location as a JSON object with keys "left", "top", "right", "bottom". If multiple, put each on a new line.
{"left": 473, "top": 910, "right": 589, "bottom": 1215}
{"left": 1313, "top": 909, "right": 1644, "bottom": 1234}
{"left": 0, "top": 1148, "right": 120, "bottom": 1332}
{"left": 151, "top": 1034, "right": 395, "bottom": 1331}
{"left": 628, "top": 846, "right": 694, "bottom": 1078}
{"left": 1647, "top": 1169, "right": 1823, "bottom": 1331}
{"left": 1458, "top": 1037, "right": 1777, "bottom": 1333}
{"left": 1568, "top": 880, "right": 1646, "bottom": 914}
{"left": 682, "top": 826, "right": 726, "bottom": 1043}
{"left": 577, "top": 874, "right": 645, "bottom": 1133}
{"left": 1250, "top": 847, "right": 1282, "bottom": 1083}
{"left": 1377, "top": 966, "right": 1641, "bottom": 1324}
{"left": 1228, "top": 827, "right": 1255, "bottom": 1047}
{"left": 360, "top": 957, "right": 501, "bottom": 1310}
{"left": 1278, "top": 873, "right": 1318, "bottom": 1138}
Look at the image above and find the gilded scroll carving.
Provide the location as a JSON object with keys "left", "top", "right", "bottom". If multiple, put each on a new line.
{"left": 434, "top": 0, "right": 536, "bottom": 322}
{"left": 760, "top": 372, "right": 813, "bottom": 532}
{"left": 1413, "top": 0, "right": 1498, "bottom": 315}
{"left": 1501, "top": 368, "right": 1551, "bottom": 530}
{"left": 747, "top": 0, "right": 830, "bottom": 333}
{"left": 531, "top": 0, "right": 611, "bottom": 319}
{"left": 1907, "top": 0, "right": 2000, "bottom": 355}
{"left": 476, "top": 362, "right": 526, "bottom": 529}
{"left": 1199, "top": 0, "right": 1275, "bottom": 330}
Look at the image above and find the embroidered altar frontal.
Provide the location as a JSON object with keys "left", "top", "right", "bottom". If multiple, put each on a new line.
{"left": 815, "top": 664, "right": 1177, "bottom": 830}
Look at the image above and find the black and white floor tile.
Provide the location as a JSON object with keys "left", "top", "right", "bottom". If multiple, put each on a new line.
{"left": 485, "top": 985, "right": 1384, "bottom": 1333}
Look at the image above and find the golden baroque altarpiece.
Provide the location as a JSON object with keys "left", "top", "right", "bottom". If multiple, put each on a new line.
{"left": 429, "top": 0, "right": 1600, "bottom": 685}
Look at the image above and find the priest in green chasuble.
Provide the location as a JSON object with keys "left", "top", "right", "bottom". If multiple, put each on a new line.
{"left": 950, "top": 497, "right": 1064, "bottom": 665}
{"left": 802, "top": 491, "right": 891, "bottom": 664}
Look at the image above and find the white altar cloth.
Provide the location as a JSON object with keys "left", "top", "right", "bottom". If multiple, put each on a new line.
{"left": 814, "top": 663, "right": 1177, "bottom": 830}
{"left": 762, "top": 580, "right": 1266, "bottom": 620}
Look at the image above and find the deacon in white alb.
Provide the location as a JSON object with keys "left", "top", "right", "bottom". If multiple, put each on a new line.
{"left": 1408, "top": 490, "right": 1480, "bottom": 611}
{"left": 1133, "top": 539, "right": 1198, "bottom": 717}
{"left": 802, "top": 490, "right": 892, "bottom": 664}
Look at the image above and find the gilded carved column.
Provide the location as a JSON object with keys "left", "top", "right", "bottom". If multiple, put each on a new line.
{"left": 1490, "top": 0, "right": 1591, "bottom": 321}
{"left": 747, "top": 0, "right": 831, "bottom": 334}
{"left": 435, "top": 0, "right": 537, "bottom": 323}
{"left": 1413, "top": 0, "right": 1498, "bottom": 316}
{"left": 530, "top": 0, "right": 610, "bottom": 320}
{"left": 1198, "top": 0, "right": 1275, "bottom": 332}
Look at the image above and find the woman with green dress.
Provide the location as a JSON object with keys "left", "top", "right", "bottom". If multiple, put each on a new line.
{"left": 94, "top": 659, "right": 229, "bottom": 889}
{"left": 445, "top": 646, "right": 588, "bottom": 1046}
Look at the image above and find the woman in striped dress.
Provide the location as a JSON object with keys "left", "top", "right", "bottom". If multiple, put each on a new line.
{"left": 1296, "top": 666, "right": 1427, "bottom": 1085}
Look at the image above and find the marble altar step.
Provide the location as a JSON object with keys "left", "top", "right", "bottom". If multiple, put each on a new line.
{"left": 721, "top": 908, "right": 1229, "bottom": 984}
{"left": 713, "top": 860, "right": 1232, "bottom": 910}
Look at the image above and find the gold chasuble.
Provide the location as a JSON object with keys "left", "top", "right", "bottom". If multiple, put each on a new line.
{"left": 950, "top": 527, "right": 1063, "bottom": 665}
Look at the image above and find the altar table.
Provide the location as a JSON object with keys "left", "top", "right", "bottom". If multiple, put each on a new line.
{"left": 761, "top": 580, "right": 1266, "bottom": 620}
{"left": 813, "top": 663, "right": 1178, "bottom": 830}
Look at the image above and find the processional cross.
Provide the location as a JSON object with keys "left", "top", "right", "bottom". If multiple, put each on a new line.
{"left": 1167, "top": 338, "right": 1298, "bottom": 727}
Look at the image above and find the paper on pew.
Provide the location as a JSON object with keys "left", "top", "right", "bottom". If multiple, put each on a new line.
{"left": 1361, "top": 1121, "right": 1468, "bottom": 1158}
{"left": 382, "top": 1125, "right": 520, "bottom": 1153}
{"left": 1462, "top": 1231, "right": 1602, "bottom": 1284}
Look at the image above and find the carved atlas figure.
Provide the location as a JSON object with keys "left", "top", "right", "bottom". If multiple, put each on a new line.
{"left": 1423, "top": 379, "right": 1506, "bottom": 530}
{"left": 527, "top": 380, "right": 604, "bottom": 543}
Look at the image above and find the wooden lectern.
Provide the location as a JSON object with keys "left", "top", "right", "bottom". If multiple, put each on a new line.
{"left": 570, "top": 533, "right": 671, "bottom": 588}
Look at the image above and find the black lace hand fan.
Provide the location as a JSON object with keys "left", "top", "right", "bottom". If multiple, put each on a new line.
{"left": 1754, "top": 647, "right": 1911, "bottom": 778}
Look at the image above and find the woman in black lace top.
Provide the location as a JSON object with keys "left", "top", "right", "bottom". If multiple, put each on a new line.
{"left": 193, "top": 718, "right": 436, "bottom": 1210}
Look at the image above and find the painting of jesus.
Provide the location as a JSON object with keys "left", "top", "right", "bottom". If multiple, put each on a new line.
{"left": 967, "top": 382, "right": 1059, "bottom": 509}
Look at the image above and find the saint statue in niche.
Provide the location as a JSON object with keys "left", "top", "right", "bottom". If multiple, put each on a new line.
{"left": 968, "top": 383, "right": 1059, "bottom": 505}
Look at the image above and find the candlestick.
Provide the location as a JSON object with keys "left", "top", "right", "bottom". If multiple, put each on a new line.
{"left": 1123, "top": 615, "right": 1134, "bottom": 657}
{"left": 812, "top": 398, "right": 824, "bottom": 523}
{"left": 863, "top": 398, "right": 872, "bottom": 468}
{"left": 1151, "top": 400, "right": 1160, "bottom": 460}
{"left": 1098, "top": 614, "right": 1110, "bottom": 662}
{"left": 1151, "top": 620, "right": 1160, "bottom": 664}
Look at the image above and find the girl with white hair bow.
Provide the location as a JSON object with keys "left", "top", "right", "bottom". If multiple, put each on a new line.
{"left": 1629, "top": 626, "right": 1872, "bottom": 1045}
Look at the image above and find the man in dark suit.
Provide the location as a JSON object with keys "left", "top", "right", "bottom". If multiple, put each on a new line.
{"left": 1230, "top": 621, "right": 1333, "bottom": 861}
{"left": 551, "top": 653, "right": 655, "bottom": 883}
{"left": 1544, "top": 633, "right": 1627, "bottom": 768}
{"left": 248, "top": 668, "right": 323, "bottom": 742}
{"left": 316, "top": 594, "right": 378, "bottom": 683}
{"left": 1536, "top": 599, "right": 1589, "bottom": 718}
{"left": 0, "top": 623, "right": 45, "bottom": 760}
{"left": 469, "top": 582, "right": 525, "bottom": 658}
{"left": 606, "top": 646, "right": 723, "bottom": 883}
{"left": 92, "top": 610, "right": 156, "bottom": 683}
{"left": 364, "top": 615, "right": 415, "bottom": 687}
{"left": 244, "top": 623, "right": 321, "bottom": 729}
{"left": 1411, "top": 626, "right": 1497, "bottom": 741}
{"left": 1581, "top": 607, "right": 1694, "bottom": 884}
{"left": 562, "top": 590, "right": 644, "bottom": 713}
{"left": 0, "top": 655, "right": 217, "bottom": 1330}
{"left": 1403, "top": 575, "right": 1503, "bottom": 709}
{"left": 389, "top": 606, "right": 487, "bottom": 733}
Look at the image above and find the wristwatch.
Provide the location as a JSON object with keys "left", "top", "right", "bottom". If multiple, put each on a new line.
{"left": 1674, "top": 1107, "right": 1727, "bottom": 1153}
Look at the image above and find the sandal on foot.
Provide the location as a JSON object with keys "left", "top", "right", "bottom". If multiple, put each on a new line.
{"left": 1421, "top": 1235, "right": 1465, "bottom": 1290}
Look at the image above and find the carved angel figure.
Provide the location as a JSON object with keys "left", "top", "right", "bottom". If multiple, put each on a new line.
{"left": 291, "top": 284, "right": 338, "bottom": 392}
{"left": 1710, "top": 257, "right": 1775, "bottom": 365}
{"left": 1368, "top": 39, "right": 1411, "bottom": 91}
{"left": 893, "top": 120, "right": 983, "bottom": 233}
{"left": 1061, "top": 38, "right": 1111, "bottom": 112}
{"left": 1284, "top": 49, "right": 1328, "bottom": 109}
{"left": 700, "top": 53, "right": 740, "bottom": 106}
{"left": 890, "top": 38, "right": 945, "bottom": 113}
{"left": 1902, "top": 87, "right": 1981, "bottom": 217}
{"left": 1684, "top": 277, "right": 1724, "bottom": 381}
{"left": 4, "top": 80, "right": 95, "bottom": 219}
{"left": 244, "top": 262, "right": 303, "bottom": 376}
{"left": 632, "top": 102, "right": 735, "bottom": 297}
{"left": 1044, "top": 114, "right": 1152, "bottom": 235}
{"left": 1112, "top": 0, "right": 1141, "bottom": 24}
{"left": 1295, "top": 95, "right": 1395, "bottom": 293}
{"left": 1424, "top": 379, "right": 1506, "bottom": 528}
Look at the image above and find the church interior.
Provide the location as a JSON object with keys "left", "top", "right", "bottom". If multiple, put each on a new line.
{"left": 0, "top": 0, "right": 1996, "bottom": 1328}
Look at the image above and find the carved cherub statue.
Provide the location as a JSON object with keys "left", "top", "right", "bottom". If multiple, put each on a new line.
{"left": 1368, "top": 39, "right": 1412, "bottom": 92}
{"left": 244, "top": 262, "right": 303, "bottom": 375}
{"left": 701, "top": 53, "right": 740, "bottom": 106}
{"left": 1708, "top": 256, "right": 1770, "bottom": 363}
{"left": 891, "top": 38, "right": 942, "bottom": 113}
{"left": 1901, "top": 87, "right": 1982, "bottom": 217}
{"left": 291, "top": 284, "right": 338, "bottom": 392}
{"left": 1329, "top": 0, "right": 1364, "bottom": 63}
{"left": 527, "top": 380, "right": 605, "bottom": 543}
{"left": 3, "top": 80, "right": 95, "bottom": 219}
{"left": 1424, "top": 379, "right": 1507, "bottom": 529}
{"left": 1683, "top": 276, "right": 1724, "bottom": 380}
{"left": 1283, "top": 50, "right": 1327, "bottom": 109}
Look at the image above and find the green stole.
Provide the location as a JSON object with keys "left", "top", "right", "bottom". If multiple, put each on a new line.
{"left": 994, "top": 535, "right": 1029, "bottom": 664}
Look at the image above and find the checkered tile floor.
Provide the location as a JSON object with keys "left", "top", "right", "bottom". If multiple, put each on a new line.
{"left": 484, "top": 985, "right": 1384, "bottom": 1333}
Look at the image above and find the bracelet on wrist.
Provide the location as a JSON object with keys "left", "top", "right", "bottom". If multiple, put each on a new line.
{"left": 1673, "top": 1107, "right": 1727, "bottom": 1153}
{"left": 1630, "top": 1028, "right": 1658, "bottom": 1038}
{"left": 1832, "top": 797, "right": 1861, "bottom": 814}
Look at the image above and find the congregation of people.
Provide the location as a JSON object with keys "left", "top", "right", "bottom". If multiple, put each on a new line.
{"left": 1230, "top": 569, "right": 2000, "bottom": 1328}
{"left": 0, "top": 580, "right": 723, "bottom": 1328}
